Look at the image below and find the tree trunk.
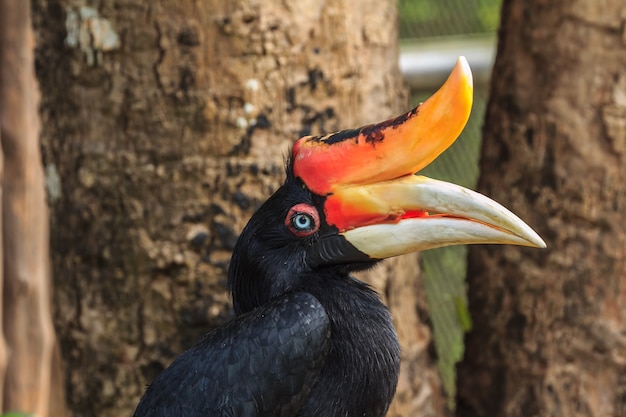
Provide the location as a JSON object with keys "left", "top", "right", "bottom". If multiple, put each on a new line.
{"left": 0, "top": 1, "right": 64, "bottom": 415}
{"left": 33, "top": 1, "right": 446, "bottom": 416}
{"left": 458, "top": 1, "right": 626, "bottom": 416}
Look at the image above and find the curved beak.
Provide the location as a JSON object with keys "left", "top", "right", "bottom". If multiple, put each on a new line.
{"left": 293, "top": 57, "right": 545, "bottom": 262}
{"left": 334, "top": 175, "right": 546, "bottom": 258}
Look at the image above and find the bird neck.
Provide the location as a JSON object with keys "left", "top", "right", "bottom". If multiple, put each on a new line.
{"left": 229, "top": 262, "right": 400, "bottom": 416}
{"left": 228, "top": 252, "right": 294, "bottom": 315}
{"left": 299, "top": 273, "right": 401, "bottom": 417}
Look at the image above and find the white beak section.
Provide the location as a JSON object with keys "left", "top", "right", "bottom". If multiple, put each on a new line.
{"left": 343, "top": 217, "right": 540, "bottom": 259}
{"left": 338, "top": 175, "right": 546, "bottom": 259}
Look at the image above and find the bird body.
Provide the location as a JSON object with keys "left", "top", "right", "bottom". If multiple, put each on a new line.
{"left": 134, "top": 281, "right": 399, "bottom": 417}
{"left": 133, "top": 58, "right": 545, "bottom": 417}
{"left": 133, "top": 292, "right": 331, "bottom": 416}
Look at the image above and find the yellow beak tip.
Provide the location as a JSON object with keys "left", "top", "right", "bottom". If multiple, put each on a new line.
{"left": 456, "top": 56, "right": 473, "bottom": 89}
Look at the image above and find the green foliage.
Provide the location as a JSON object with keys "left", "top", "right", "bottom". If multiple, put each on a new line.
{"left": 411, "top": 86, "right": 488, "bottom": 409}
{"left": 421, "top": 245, "right": 468, "bottom": 410}
{"left": 399, "top": 0, "right": 502, "bottom": 39}
{"left": 454, "top": 296, "right": 473, "bottom": 332}
{"left": 401, "top": 0, "right": 503, "bottom": 409}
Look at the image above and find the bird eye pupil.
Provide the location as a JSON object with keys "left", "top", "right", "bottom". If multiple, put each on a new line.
{"left": 293, "top": 213, "right": 313, "bottom": 231}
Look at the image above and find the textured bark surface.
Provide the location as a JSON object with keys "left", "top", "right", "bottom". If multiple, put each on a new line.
{"left": 458, "top": 1, "right": 626, "bottom": 416}
{"left": 0, "top": 1, "right": 63, "bottom": 415}
{"left": 33, "top": 1, "right": 446, "bottom": 416}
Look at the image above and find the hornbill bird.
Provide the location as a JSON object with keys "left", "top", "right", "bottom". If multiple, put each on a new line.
{"left": 133, "top": 57, "right": 545, "bottom": 417}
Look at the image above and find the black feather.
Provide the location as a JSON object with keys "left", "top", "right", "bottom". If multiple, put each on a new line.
{"left": 133, "top": 293, "right": 331, "bottom": 417}
{"left": 134, "top": 161, "right": 400, "bottom": 417}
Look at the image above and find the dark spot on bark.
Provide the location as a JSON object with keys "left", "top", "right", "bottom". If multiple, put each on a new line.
{"left": 489, "top": 369, "right": 506, "bottom": 414}
{"left": 182, "top": 207, "right": 210, "bottom": 223}
{"left": 298, "top": 104, "right": 315, "bottom": 121}
{"left": 233, "top": 191, "right": 250, "bottom": 209}
{"left": 230, "top": 109, "right": 273, "bottom": 156}
{"left": 617, "top": 375, "right": 626, "bottom": 415}
{"left": 298, "top": 126, "right": 312, "bottom": 138}
{"left": 213, "top": 221, "right": 238, "bottom": 250}
{"left": 520, "top": 388, "right": 540, "bottom": 417}
{"left": 563, "top": 287, "right": 582, "bottom": 319}
{"left": 118, "top": 87, "right": 131, "bottom": 132}
{"left": 562, "top": 279, "right": 580, "bottom": 297}
{"left": 308, "top": 68, "right": 323, "bottom": 91}
{"left": 313, "top": 47, "right": 320, "bottom": 54}
{"left": 179, "top": 67, "right": 195, "bottom": 91}
{"left": 505, "top": 313, "right": 526, "bottom": 343}
{"left": 226, "top": 162, "right": 241, "bottom": 177}
{"left": 256, "top": 114, "right": 271, "bottom": 128}
{"left": 498, "top": 142, "right": 510, "bottom": 164}
{"left": 286, "top": 87, "right": 296, "bottom": 110}
{"left": 317, "top": 107, "right": 335, "bottom": 132}
{"left": 266, "top": 164, "right": 282, "bottom": 175}
{"left": 141, "top": 361, "right": 166, "bottom": 385}
{"left": 210, "top": 203, "right": 225, "bottom": 215}
{"left": 249, "top": 164, "right": 259, "bottom": 175}
{"left": 524, "top": 126, "right": 534, "bottom": 147}
{"left": 427, "top": 335, "right": 438, "bottom": 361}
{"left": 189, "top": 231, "right": 208, "bottom": 249}
{"left": 177, "top": 27, "right": 200, "bottom": 46}
{"left": 298, "top": 105, "right": 335, "bottom": 137}
{"left": 180, "top": 294, "right": 219, "bottom": 326}
{"left": 542, "top": 145, "right": 557, "bottom": 190}
{"left": 242, "top": 13, "right": 256, "bottom": 24}
{"left": 229, "top": 129, "right": 252, "bottom": 156}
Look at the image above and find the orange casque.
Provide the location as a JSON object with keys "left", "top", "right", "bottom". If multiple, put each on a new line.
{"left": 292, "top": 58, "right": 473, "bottom": 231}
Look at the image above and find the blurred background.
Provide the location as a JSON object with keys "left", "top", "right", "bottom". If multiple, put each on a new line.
{"left": 399, "top": 0, "right": 500, "bottom": 406}
{"left": 3, "top": 0, "right": 625, "bottom": 416}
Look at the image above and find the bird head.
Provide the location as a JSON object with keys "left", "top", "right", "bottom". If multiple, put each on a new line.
{"left": 228, "top": 57, "right": 545, "bottom": 314}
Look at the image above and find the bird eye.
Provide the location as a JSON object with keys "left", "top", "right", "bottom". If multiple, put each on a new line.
{"left": 293, "top": 213, "right": 313, "bottom": 230}
{"left": 285, "top": 204, "right": 320, "bottom": 237}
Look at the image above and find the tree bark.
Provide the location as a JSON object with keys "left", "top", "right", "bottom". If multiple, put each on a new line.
{"left": 33, "top": 1, "right": 447, "bottom": 416}
{"left": 458, "top": 1, "right": 626, "bottom": 416}
{"left": 0, "top": 0, "right": 63, "bottom": 415}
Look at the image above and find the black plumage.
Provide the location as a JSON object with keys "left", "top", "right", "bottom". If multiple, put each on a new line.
{"left": 133, "top": 292, "right": 331, "bottom": 416}
{"left": 134, "top": 169, "right": 401, "bottom": 417}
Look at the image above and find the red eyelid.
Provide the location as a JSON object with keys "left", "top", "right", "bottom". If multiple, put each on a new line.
{"left": 285, "top": 204, "right": 320, "bottom": 237}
